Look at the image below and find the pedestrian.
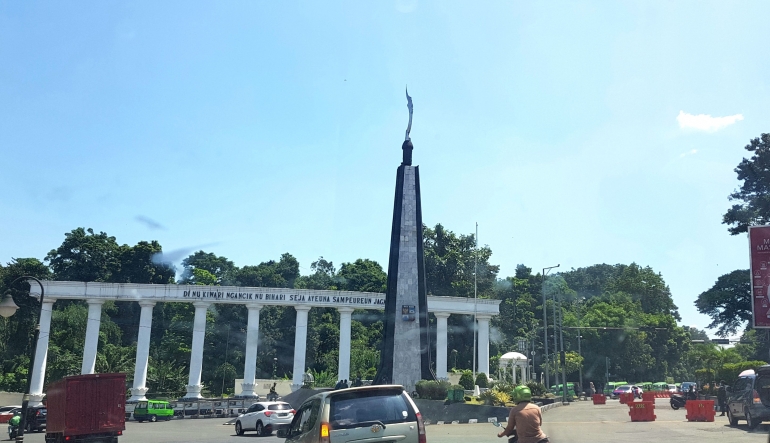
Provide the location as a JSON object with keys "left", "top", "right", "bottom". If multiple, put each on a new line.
{"left": 589, "top": 382, "right": 596, "bottom": 396}
{"left": 717, "top": 380, "right": 728, "bottom": 416}
{"left": 496, "top": 385, "right": 549, "bottom": 443}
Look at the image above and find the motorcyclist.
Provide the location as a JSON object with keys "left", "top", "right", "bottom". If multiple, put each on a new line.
{"left": 497, "top": 385, "right": 549, "bottom": 443}
{"left": 267, "top": 382, "right": 279, "bottom": 401}
{"left": 8, "top": 410, "right": 21, "bottom": 439}
{"left": 687, "top": 385, "right": 697, "bottom": 401}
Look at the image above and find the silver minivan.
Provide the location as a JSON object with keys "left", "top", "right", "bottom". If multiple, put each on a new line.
{"left": 280, "top": 385, "right": 426, "bottom": 443}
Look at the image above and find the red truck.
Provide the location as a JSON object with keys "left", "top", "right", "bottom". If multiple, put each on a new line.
{"left": 44, "top": 373, "right": 126, "bottom": 443}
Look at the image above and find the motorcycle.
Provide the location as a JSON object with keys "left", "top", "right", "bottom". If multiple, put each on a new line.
{"left": 8, "top": 423, "right": 19, "bottom": 440}
{"left": 670, "top": 393, "right": 696, "bottom": 410}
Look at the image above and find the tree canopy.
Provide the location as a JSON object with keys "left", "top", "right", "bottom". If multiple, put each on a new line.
{"left": 695, "top": 270, "right": 751, "bottom": 337}
{"left": 723, "top": 133, "right": 770, "bottom": 235}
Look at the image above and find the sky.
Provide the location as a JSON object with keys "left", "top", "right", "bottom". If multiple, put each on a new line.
{"left": 1, "top": 1, "right": 769, "bottom": 336}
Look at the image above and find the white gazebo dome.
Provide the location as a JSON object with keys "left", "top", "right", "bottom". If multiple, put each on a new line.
{"left": 498, "top": 351, "right": 529, "bottom": 384}
{"left": 499, "top": 351, "right": 528, "bottom": 364}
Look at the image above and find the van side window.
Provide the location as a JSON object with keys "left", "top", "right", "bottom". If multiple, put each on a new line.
{"left": 306, "top": 400, "right": 321, "bottom": 430}
{"left": 289, "top": 404, "right": 312, "bottom": 436}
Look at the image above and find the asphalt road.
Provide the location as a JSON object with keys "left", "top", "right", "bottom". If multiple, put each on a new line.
{"left": 15, "top": 399, "right": 770, "bottom": 443}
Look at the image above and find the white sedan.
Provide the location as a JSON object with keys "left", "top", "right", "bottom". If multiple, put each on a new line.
{"left": 235, "top": 401, "right": 295, "bottom": 437}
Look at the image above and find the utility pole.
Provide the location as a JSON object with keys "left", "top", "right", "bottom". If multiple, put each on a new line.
{"left": 473, "top": 223, "right": 478, "bottom": 379}
{"left": 541, "top": 264, "right": 559, "bottom": 389}
{"left": 559, "top": 299, "right": 567, "bottom": 404}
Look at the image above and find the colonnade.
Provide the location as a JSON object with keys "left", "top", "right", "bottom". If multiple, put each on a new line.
{"left": 25, "top": 282, "right": 500, "bottom": 405}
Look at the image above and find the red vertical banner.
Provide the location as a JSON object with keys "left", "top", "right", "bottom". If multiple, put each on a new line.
{"left": 749, "top": 225, "right": 770, "bottom": 328}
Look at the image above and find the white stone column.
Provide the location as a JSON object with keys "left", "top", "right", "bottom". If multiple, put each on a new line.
{"left": 477, "top": 314, "right": 491, "bottom": 378}
{"left": 81, "top": 299, "right": 104, "bottom": 375}
{"left": 337, "top": 307, "right": 354, "bottom": 382}
{"left": 240, "top": 305, "right": 262, "bottom": 397}
{"left": 129, "top": 301, "right": 155, "bottom": 402}
{"left": 291, "top": 306, "right": 311, "bottom": 389}
{"left": 185, "top": 301, "right": 210, "bottom": 399}
{"left": 522, "top": 362, "right": 528, "bottom": 383}
{"left": 434, "top": 312, "right": 450, "bottom": 380}
{"left": 29, "top": 298, "right": 56, "bottom": 407}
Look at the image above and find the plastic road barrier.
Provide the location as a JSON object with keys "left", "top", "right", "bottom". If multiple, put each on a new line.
{"left": 685, "top": 400, "right": 716, "bottom": 422}
{"left": 592, "top": 394, "right": 606, "bottom": 405}
{"left": 619, "top": 393, "right": 635, "bottom": 405}
{"left": 628, "top": 401, "right": 656, "bottom": 422}
{"left": 641, "top": 392, "right": 656, "bottom": 403}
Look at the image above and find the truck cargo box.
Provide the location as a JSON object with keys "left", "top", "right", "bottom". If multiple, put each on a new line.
{"left": 46, "top": 373, "right": 126, "bottom": 437}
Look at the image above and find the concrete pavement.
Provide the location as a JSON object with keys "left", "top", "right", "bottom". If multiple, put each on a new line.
{"left": 17, "top": 399, "right": 769, "bottom": 442}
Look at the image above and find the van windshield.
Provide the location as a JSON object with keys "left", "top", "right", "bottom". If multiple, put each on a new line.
{"left": 330, "top": 390, "right": 415, "bottom": 430}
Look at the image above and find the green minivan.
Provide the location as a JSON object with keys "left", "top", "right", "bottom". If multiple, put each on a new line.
{"left": 134, "top": 400, "right": 174, "bottom": 422}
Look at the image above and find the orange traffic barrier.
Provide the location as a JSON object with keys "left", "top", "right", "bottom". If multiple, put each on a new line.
{"left": 642, "top": 392, "right": 656, "bottom": 403}
{"left": 685, "top": 400, "right": 715, "bottom": 422}
{"left": 628, "top": 401, "right": 656, "bottom": 422}
{"left": 592, "top": 394, "right": 606, "bottom": 405}
{"left": 619, "top": 393, "right": 635, "bottom": 404}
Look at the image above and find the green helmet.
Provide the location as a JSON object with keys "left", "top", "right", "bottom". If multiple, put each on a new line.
{"left": 512, "top": 385, "right": 532, "bottom": 403}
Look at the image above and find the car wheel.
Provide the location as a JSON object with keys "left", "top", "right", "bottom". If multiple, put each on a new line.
{"left": 747, "top": 409, "right": 760, "bottom": 429}
{"left": 149, "top": 415, "right": 157, "bottom": 423}
{"left": 256, "top": 421, "right": 264, "bottom": 437}
{"left": 235, "top": 421, "right": 244, "bottom": 436}
{"left": 727, "top": 409, "right": 738, "bottom": 426}
{"left": 137, "top": 420, "right": 144, "bottom": 423}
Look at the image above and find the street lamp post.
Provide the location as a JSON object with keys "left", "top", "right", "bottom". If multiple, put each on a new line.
{"left": 576, "top": 297, "right": 584, "bottom": 395}
{"left": 541, "top": 264, "right": 559, "bottom": 389}
{"left": 558, "top": 298, "right": 567, "bottom": 404}
{"left": 0, "top": 276, "right": 45, "bottom": 443}
{"left": 273, "top": 357, "right": 278, "bottom": 379}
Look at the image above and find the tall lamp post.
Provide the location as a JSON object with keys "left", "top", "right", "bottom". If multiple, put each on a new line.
{"left": 541, "top": 264, "right": 559, "bottom": 389}
{"left": 576, "top": 297, "right": 584, "bottom": 395}
{"left": 0, "top": 276, "right": 45, "bottom": 443}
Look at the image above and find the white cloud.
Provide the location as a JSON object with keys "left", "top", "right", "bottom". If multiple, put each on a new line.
{"left": 677, "top": 111, "right": 743, "bottom": 132}
{"left": 679, "top": 149, "right": 697, "bottom": 158}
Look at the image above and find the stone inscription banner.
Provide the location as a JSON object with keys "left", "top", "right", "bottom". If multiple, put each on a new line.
{"left": 181, "top": 289, "right": 385, "bottom": 307}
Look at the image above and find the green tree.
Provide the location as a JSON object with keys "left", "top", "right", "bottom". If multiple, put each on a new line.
{"left": 423, "top": 223, "right": 499, "bottom": 298}
{"left": 695, "top": 270, "right": 751, "bottom": 337}
{"left": 338, "top": 259, "right": 386, "bottom": 293}
{"left": 180, "top": 251, "right": 235, "bottom": 284}
{"left": 723, "top": 133, "right": 770, "bottom": 235}
{"left": 46, "top": 228, "right": 120, "bottom": 282}
{"left": 113, "top": 241, "right": 175, "bottom": 284}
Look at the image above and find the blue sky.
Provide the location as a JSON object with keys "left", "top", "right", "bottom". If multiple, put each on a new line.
{"left": 2, "top": 1, "right": 768, "bottom": 335}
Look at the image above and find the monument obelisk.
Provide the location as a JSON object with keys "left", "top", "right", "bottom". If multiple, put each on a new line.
{"left": 374, "top": 89, "right": 435, "bottom": 390}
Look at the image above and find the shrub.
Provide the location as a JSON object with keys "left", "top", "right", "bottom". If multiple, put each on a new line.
{"left": 478, "top": 388, "right": 510, "bottom": 406}
{"left": 526, "top": 381, "right": 547, "bottom": 397}
{"left": 491, "top": 381, "right": 515, "bottom": 396}
{"left": 717, "top": 361, "right": 768, "bottom": 384}
{"left": 459, "top": 371, "right": 475, "bottom": 390}
{"left": 415, "top": 380, "right": 451, "bottom": 400}
{"left": 475, "top": 373, "right": 488, "bottom": 388}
